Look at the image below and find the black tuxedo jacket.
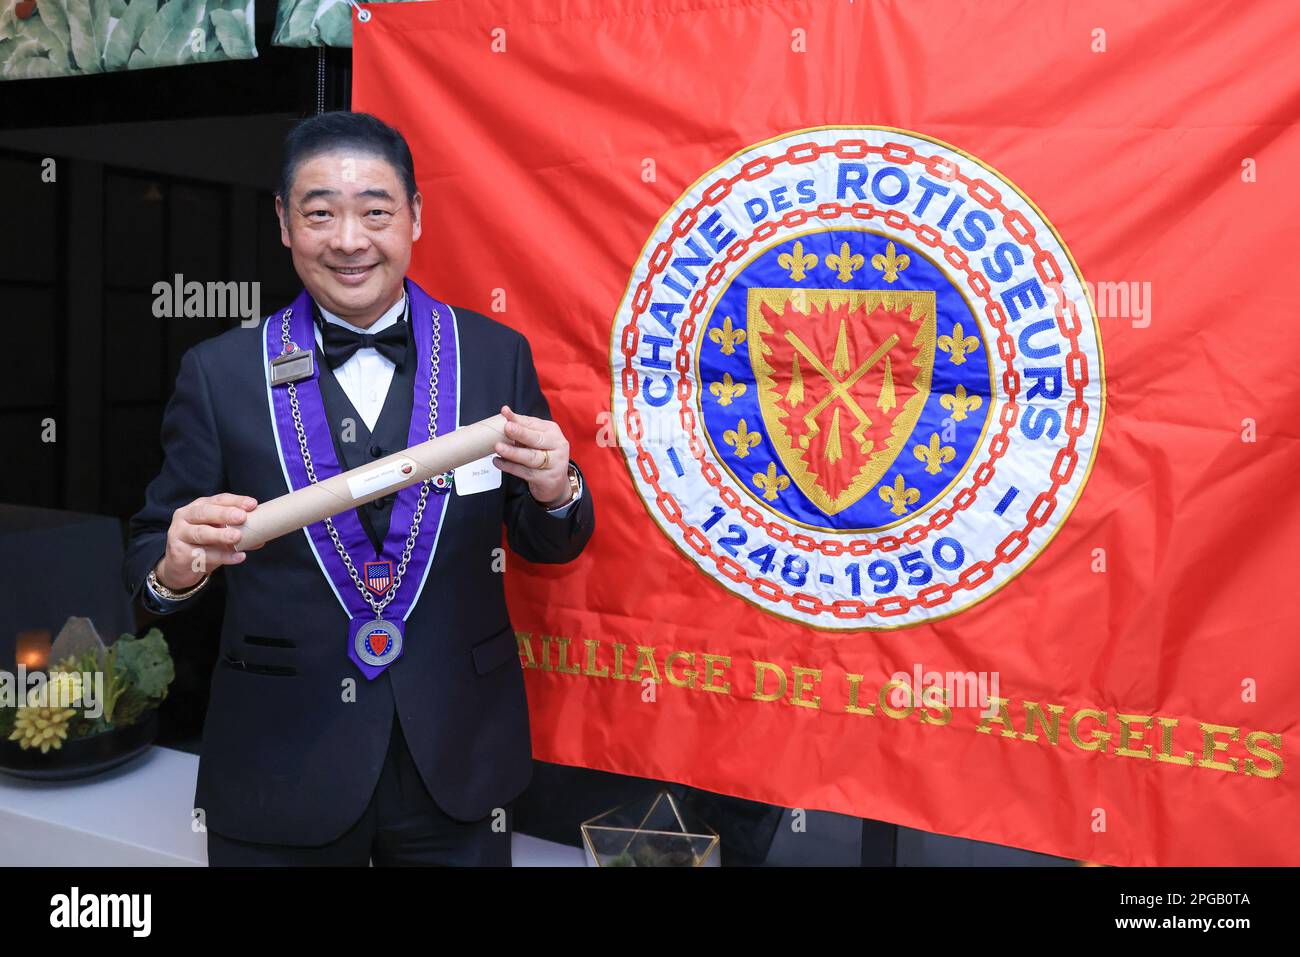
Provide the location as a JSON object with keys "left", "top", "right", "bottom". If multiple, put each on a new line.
{"left": 123, "top": 297, "right": 594, "bottom": 845}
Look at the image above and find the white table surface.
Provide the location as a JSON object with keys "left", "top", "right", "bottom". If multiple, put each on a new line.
{"left": 0, "top": 745, "right": 585, "bottom": 866}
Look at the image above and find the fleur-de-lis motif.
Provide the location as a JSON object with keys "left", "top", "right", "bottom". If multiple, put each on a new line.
{"left": 937, "top": 322, "right": 979, "bottom": 365}
{"left": 878, "top": 473, "right": 920, "bottom": 516}
{"left": 709, "top": 373, "right": 747, "bottom": 407}
{"left": 825, "top": 241, "right": 865, "bottom": 283}
{"left": 913, "top": 432, "right": 956, "bottom": 475}
{"left": 870, "top": 241, "right": 910, "bottom": 283}
{"left": 709, "top": 315, "right": 746, "bottom": 356}
{"left": 752, "top": 462, "right": 790, "bottom": 501}
{"left": 723, "top": 418, "right": 761, "bottom": 458}
{"left": 777, "top": 241, "right": 818, "bottom": 282}
{"left": 939, "top": 384, "right": 983, "bottom": 422}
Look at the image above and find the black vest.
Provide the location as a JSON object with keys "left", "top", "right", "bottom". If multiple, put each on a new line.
{"left": 314, "top": 305, "right": 418, "bottom": 556}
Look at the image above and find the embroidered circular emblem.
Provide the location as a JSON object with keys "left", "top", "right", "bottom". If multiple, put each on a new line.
{"left": 354, "top": 619, "right": 403, "bottom": 666}
{"left": 610, "top": 127, "right": 1104, "bottom": 629}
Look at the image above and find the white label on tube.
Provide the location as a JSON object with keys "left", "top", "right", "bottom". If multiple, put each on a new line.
{"left": 346, "top": 458, "right": 418, "bottom": 501}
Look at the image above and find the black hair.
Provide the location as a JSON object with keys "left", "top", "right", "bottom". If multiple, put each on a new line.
{"left": 276, "top": 111, "right": 418, "bottom": 204}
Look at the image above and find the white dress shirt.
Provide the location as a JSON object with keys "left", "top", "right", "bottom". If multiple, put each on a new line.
{"left": 315, "top": 293, "right": 407, "bottom": 432}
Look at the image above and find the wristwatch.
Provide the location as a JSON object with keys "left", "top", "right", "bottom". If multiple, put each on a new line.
{"left": 536, "top": 463, "right": 582, "bottom": 511}
{"left": 146, "top": 567, "right": 212, "bottom": 601}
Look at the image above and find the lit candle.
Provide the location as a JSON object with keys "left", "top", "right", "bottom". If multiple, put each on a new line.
{"left": 16, "top": 630, "right": 51, "bottom": 670}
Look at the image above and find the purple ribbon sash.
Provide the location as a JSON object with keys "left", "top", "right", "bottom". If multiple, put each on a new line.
{"left": 262, "top": 278, "right": 460, "bottom": 679}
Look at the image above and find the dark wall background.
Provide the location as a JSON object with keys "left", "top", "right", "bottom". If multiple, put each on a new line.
{"left": 0, "top": 5, "right": 344, "bottom": 789}
{"left": 0, "top": 142, "right": 303, "bottom": 517}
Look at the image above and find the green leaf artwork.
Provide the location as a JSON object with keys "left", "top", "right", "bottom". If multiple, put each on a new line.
{"left": 272, "top": 0, "right": 431, "bottom": 49}
{"left": 1, "top": 0, "right": 258, "bottom": 80}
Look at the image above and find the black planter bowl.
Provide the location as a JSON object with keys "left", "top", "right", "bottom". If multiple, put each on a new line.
{"left": 0, "top": 711, "right": 159, "bottom": 781}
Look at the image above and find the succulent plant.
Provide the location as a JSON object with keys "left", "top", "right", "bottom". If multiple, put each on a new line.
{"left": 8, "top": 705, "right": 78, "bottom": 753}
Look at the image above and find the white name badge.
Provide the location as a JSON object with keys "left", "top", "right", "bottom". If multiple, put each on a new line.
{"left": 454, "top": 454, "right": 503, "bottom": 496}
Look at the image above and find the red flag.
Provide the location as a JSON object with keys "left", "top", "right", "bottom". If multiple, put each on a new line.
{"left": 355, "top": 0, "right": 1300, "bottom": 865}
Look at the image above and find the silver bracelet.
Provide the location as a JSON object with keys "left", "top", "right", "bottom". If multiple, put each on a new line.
{"left": 146, "top": 568, "right": 211, "bottom": 601}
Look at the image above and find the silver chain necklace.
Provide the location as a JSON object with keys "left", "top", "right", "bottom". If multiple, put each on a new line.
{"left": 280, "top": 303, "right": 441, "bottom": 619}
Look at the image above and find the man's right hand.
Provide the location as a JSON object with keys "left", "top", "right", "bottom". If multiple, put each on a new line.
{"left": 154, "top": 493, "right": 259, "bottom": 590}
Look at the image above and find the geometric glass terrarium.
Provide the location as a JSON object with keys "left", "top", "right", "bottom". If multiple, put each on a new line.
{"left": 581, "top": 789, "right": 721, "bottom": 867}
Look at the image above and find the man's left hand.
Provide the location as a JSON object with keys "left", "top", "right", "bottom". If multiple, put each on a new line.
{"left": 492, "top": 405, "right": 572, "bottom": 507}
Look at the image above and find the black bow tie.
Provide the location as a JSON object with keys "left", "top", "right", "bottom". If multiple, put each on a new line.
{"left": 319, "top": 318, "right": 409, "bottom": 370}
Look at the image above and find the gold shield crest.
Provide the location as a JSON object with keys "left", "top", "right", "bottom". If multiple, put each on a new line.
{"left": 746, "top": 288, "right": 937, "bottom": 515}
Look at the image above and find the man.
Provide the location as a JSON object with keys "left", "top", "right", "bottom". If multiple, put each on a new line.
{"left": 123, "top": 111, "right": 594, "bottom": 866}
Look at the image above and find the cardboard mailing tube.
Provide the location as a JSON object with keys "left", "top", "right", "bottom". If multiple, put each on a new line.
{"left": 235, "top": 414, "right": 508, "bottom": 552}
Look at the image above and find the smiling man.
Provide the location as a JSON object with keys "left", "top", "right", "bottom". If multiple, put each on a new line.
{"left": 123, "top": 111, "right": 594, "bottom": 866}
